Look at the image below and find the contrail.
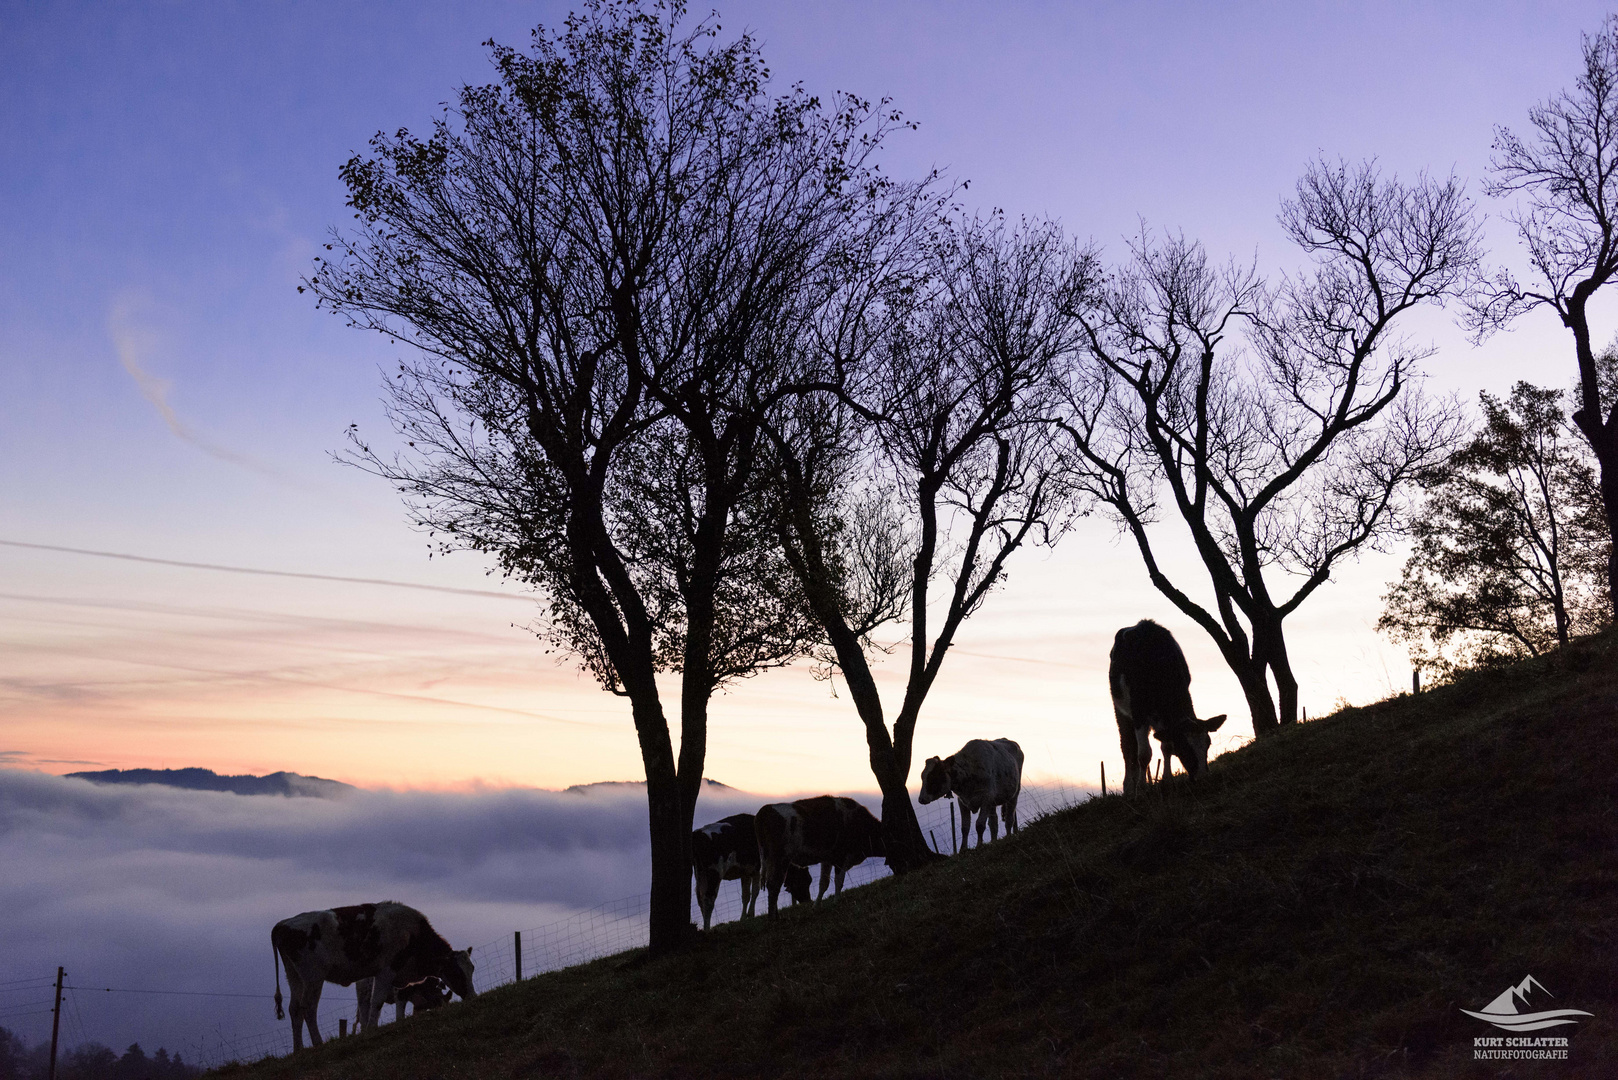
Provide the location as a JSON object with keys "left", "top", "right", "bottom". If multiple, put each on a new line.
{"left": 0, "top": 539, "right": 533, "bottom": 602}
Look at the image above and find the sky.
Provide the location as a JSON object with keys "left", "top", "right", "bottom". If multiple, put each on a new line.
{"left": 6, "top": 0, "right": 1618, "bottom": 1062}
{"left": 3, "top": 3, "right": 1616, "bottom": 818}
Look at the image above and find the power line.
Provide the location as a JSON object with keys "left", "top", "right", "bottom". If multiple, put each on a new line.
{"left": 0, "top": 539, "right": 533, "bottom": 603}
{"left": 64, "top": 986, "right": 272, "bottom": 1000}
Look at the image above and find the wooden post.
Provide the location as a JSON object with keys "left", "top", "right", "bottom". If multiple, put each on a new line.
{"left": 1412, "top": 669, "right": 1420, "bottom": 694}
{"left": 47, "top": 967, "right": 63, "bottom": 1080}
{"left": 338, "top": 1018, "right": 347, "bottom": 1039}
{"left": 928, "top": 829, "right": 940, "bottom": 854}
{"left": 1100, "top": 762, "right": 1106, "bottom": 797}
{"left": 514, "top": 930, "right": 523, "bottom": 983}
{"left": 949, "top": 801, "right": 958, "bottom": 855}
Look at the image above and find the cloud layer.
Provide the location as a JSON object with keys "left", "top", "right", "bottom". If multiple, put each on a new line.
{"left": 0, "top": 771, "right": 767, "bottom": 1061}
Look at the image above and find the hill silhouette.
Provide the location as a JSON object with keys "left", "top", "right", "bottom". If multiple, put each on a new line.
{"left": 217, "top": 633, "right": 1617, "bottom": 1078}
{"left": 68, "top": 767, "right": 354, "bottom": 798}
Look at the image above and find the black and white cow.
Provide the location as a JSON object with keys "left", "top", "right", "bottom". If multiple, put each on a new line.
{"left": 755, "top": 796, "right": 885, "bottom": 915}
{"left": 271, "top": 901, "right": 475, "bottom": 1050}
{"left": 918, "top": 738, "right": 1024, "bottom": 850}
{"left": 1109, "top": 620, "right": 1227, "bottom": 795}
{"left": 355, "top": 974, "right": 451, "bottom": 1026}
{"left": 692, "top": 813, "right": 813, "bottom": 929}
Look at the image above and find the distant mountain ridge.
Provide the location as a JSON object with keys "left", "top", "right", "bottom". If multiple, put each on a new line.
{"left": 67, "top": 767, "right": 355, "bottom": 798}
{"left": 563, "top": 778, "right": 735, "bottom": 795}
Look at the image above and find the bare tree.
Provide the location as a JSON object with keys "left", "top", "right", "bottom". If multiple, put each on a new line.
{"left": 1474, "top": 15, "right": 1618, "bottom": 622}
{"left": 1380, "top": 381, "right": 1611, "bottom": 676}
{"left": 1057, "top": 160, "right": 1479, "bottom": 737}
{"left": 765, "top": 216, "right": 1095, "bottom": 868}
{"left": 307, "top": 0, "right": 909, "bottom": 950}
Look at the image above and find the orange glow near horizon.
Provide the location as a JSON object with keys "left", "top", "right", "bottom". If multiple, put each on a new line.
{"left": 0, "top": 529, "right": 1415, "bottom": 794}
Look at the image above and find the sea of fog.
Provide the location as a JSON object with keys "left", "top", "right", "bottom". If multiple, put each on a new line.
{"left": 0, "top": 770, "right": 1090, "bottom": 1065}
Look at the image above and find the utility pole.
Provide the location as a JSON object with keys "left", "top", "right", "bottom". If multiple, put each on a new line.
{"left": 47, "top": 966, "right": 64, "bottom": 1080}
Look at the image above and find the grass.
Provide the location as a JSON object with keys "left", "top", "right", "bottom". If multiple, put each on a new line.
{"left": 217, "top": 633, "right": 1618, "bottom": 1078}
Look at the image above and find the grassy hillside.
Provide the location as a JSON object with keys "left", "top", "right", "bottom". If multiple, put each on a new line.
{"left": 220, "top": 634, "right": 1618, "bottom": 1079}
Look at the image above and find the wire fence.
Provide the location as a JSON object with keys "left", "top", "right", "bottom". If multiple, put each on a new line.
{"left": 14, "top": 783, "right": 1098, "bottom": 1072}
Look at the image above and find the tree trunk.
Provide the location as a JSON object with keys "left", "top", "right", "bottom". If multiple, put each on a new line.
{"left": 1255, "top": 618, "right": 1299, "bottom": 727}
{"left": 633, "top": 695, "right": 694, "bottom": 954}
{"left": 1233, "top": 658, "right": 1280, "bottom": 738}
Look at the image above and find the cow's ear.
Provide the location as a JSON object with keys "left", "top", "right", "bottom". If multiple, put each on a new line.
{"left": 1200, "top": 714, "right": 1227, "bottom": 732}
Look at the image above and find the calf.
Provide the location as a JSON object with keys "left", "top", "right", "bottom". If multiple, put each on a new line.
{"left": 755, "top": 796, "right": 885, "bottom": 914}
{"left": 1109, "top": 620, "right": 1227, "bottom": 795}
{"left": 271, "top": 901, "right": 475, "bottom": 1050}
{"left": 918, "top": 738, "right": 1024, "bottom": 850}
{"left": 355, "top": 974, "right": 451, "bottom": 1025}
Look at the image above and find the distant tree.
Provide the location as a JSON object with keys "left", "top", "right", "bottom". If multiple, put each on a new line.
{"left": 309, "top": 0, "right": 912, "bottom": 948}
{"left": 766, "top": 215, "right": 1093, "bottom": 867}
{"left": 1057, "top": 160, "right": 1480, "bottom": 736}
{"left": 1380, "top": 382, "right": 1611, "bottom": 675}
{"left": 0, "top": 1027, "right": 25, "bottom": 1080}
{"left": 57, "top": 1043, "right": 115, "bottom": 1080}
{"left": 1473, "top": 15, "right": 1618, "bottom": 623}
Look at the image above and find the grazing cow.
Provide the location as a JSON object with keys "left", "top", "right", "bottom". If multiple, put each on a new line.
{"left": 691, "top": 813, "right": 817, "bottom": 929}
{"left": 692, "top": 813, "right": 761, "bottom": 931}
{"left": 1109, "top": 620, "right": 1227, "bottom": 795}
{"left": 755, "top": 796, "right": 885, "bottom": 914}
{"left": 918, "top": 738, "right": 1024, "bottom": 850}
{"left": 355, "top": 974, "right": 451, "bottom": 1025}
{"left": 271, "top": 901, "right": 475, "bottom": 1050}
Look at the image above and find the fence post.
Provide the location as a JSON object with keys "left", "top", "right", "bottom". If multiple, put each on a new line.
{"left": 949, "top": 801, "right": 957, "bottom": 855}
{"left": 1100, "top": 762, "right": 1106, "bottom": 797}
{"left": 47, "top": 967, "right": 63, "bottom": 1080}
{"left": 1412, "top": 669, "right": 1420, "bottom": 694}
{"left": 338, "top": 1018, "right": 347, "bottom": 1039}
{"left": 514, "top": 930, "right": 523, "bottom": 984}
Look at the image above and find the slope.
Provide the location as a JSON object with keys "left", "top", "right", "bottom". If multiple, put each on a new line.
{"left": 219, "top": 632, "right": 1618, "bottom": 1079}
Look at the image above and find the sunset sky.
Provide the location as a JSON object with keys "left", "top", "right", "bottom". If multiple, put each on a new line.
{"left": 4, "top": 0, "right": 1615, "bottom": 797}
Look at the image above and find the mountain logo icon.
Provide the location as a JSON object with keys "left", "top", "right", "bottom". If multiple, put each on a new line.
{"left": 1461, "top": 975, "right": 1593, "bottom": 1032}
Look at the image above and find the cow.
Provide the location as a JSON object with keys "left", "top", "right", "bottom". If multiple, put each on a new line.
{"left": 1109, "top": 620, "right": 1227, "bottom": 796}
{"left": 692, "top": 813, "right": 815, "bottom": 929}
{"left": 755, "top": 796, "right": 885, "bottom": 915}
{"left": 271, "top": 901, "right": 475, "bottom": 1050}
{"left": 355, "top": 974, "right": 451, "bottom": 1026}
{"left": 691, "top": 813, "right": 811, "bottom": 929}
{"left": 917, "top": 738, "right": 1024, "bottom": 850}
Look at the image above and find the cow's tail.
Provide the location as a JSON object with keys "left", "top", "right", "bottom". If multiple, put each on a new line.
{"left": 272, "top": 934, "right": 284, "bottom": 1021}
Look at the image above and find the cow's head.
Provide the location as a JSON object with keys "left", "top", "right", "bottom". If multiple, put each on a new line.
{"left": 1159, "top": 714, "right": 1227, "bottom": 779}
{"left": 437, "top": 947, "right": 476, "bottom": 1000}
{"left": 917, "top": 756, "right": 953, "bottom": 805}
{"left": 784, "top": 863, "right": 813, "bottom": 905}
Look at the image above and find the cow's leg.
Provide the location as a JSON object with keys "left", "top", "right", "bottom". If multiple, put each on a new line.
{"left": 833, "top": 864, "right": 847, "bottom": 895}
{"left": 975, "top": 805, "right": 989, "bottom": 846}
{"left": 986, "top": 804, "right": 1001, "bottom": 843}
{"left": 302, "top": 982, "right": 325, "bottom": 1048}
{"left": 1118, "top": 716, "right": 1144, "bottom": 795}
{"left": 362, "top": 974, "right": 391, "bottom": 1032}
{"left": 816, "top": 862, "right": 832, "bottom": 901}
{"left": 1135, "top": 725, "right": 1154, "bottom": 792}
{"left": 763, "top": 856, "right": 784, "bottom": 915}
{"left": 395, "top": 999, "right": 406, "bottom": 1023}
{"left": 695, "top": 868, "right": 718, "bottom": 931}
{"left": 1003, "top": 794, "right": 1019, "bottom": 834}
{"left": 740, "top": 869, "right": 758, "bottom": 918}
{"left": 958, "top": 805, "right": 972, "bottom": 850}
{"left": 287, "top": 980, "right": 307, "bottom": 1052}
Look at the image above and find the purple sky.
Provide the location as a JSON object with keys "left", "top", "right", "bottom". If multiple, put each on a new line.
{"left": 4, "top": 0, "right": 1613, "bottom": 777}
